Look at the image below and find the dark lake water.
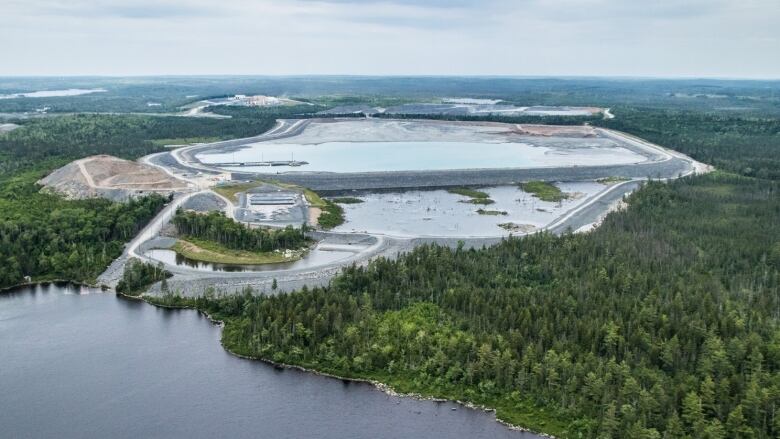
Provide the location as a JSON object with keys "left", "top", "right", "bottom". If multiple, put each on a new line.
{"left": 0, "top": 283, "right": 540, "bottom": 439}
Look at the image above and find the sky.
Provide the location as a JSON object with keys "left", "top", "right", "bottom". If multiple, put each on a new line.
{"left": 1, "top": 0, "right": 778, "bottom": 78}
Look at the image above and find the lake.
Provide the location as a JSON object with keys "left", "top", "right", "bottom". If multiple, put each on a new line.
{"left": 0, "top": 283, "right": 541, "bottom": 439}
{"left": 0, "top": 88, "right": 106, "bottom": 99}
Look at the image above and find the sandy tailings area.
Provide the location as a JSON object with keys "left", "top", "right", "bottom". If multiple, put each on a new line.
{"left": 39, "top": 155, "right": 189, "bottom": 201}
{"left": 512, "top": 124, "right": 598, "bottom": 137}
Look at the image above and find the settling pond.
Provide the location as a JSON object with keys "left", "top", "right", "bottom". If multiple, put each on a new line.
{"left": 0, "top": 284, "right": 541, "bottom": 439}
{"left": 0, "top": 88, "right": 106, "bottom": 99}
{"left": 145, "top": 246, "right": 355, "bottom": 272}
{"left": 334, "top": 183, "right": 606, "bottom": 237}
{"left": 196, "top": 140, "right": 644, "bottom": 173}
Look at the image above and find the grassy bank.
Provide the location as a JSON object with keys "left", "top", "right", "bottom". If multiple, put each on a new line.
{"left": 150, "top": 137, "right": 223, "bottom": 147}
{"left": 212, "top": 182, "right": 258, "bottom": 205}
{"left": 213, "top": 180, "right": 326, "bottom": 208}
{"left": 317, "top": 200, "right": 345, "bottom": 229}
{"left": 596, "top": 176, "right": 630, "bottom": 185}
{"left": 329, "top": 197, "right": 364, "bottom": 204}
{"left": 448, "top": 187, "right": 496, "bottom": 205}
{"left": 270, "top": 183, "right": 347, "bottom": 229}
{"left": 211, "top": 180, "right": 344, "bottom": 229}
{"left": 173, "top": 237, "right": 301, "bottom": 265}
{"left": 519, "top": 181, "right": 568, "bottom": 202}
{"left": 447, "top": 187, "right": 489, "bottom": 199}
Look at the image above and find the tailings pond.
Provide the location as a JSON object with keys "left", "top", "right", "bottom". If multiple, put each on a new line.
{"left": 196, "top": 140, "right": 644, "bottom": 173}
{"left": 333, "top": 183, "right": 606, "bottom": 237}
{"left": 0, "top": 284, "right": 540, "bottom": 439}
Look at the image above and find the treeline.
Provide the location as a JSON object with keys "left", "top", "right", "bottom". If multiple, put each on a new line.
{"left": 595, "top": 107, "right": 780, "bottom": 180}
{"left": 205, "top": 104, "right": 327, "bottom": 118}
{"left": 116, "top": 259, "right": 171, "bottom": 296}
{"left": 4, "top": 77, "right": 778, "bottom": 115}
{"left": 0, "top": 114, "right": 278, "bottom": 175}
{"left": 316, "top": 200, "right": 345, "bottom": 229}
{"left": 0, "top": 175, "right": 168, "bottom": 288}
{"left": 373, "top": 111, "right": 601, "bottom": 126}
{"left": 160, "top": 173, "right": 780, "bottom": 438}
{"left": 173, "top": 209, "right": 308, "bottom": 252}
{"left": 0, "top": 112, "right": 290, "bottom": 290}
{"left": 372, "top": 106, "right": 780, "bottom": 181}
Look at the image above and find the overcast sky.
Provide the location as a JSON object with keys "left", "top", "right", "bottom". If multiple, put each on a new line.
{"left": 1, "top": 0, "right": 778, "bottom": 78}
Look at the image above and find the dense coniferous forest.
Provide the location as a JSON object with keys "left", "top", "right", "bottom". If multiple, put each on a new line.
{"left": 594, "top": 108, "right": 780, "bottom": 180}
{"left": 150, "top": 92, "right": 780, "bottom": 438}
{"left": 116, "top": 259, "right": 171, "bottom": 296}
{"left": 2, "top": 78, "right": 779, "bottom": 437}
{"left": 376, "top": 106, "right": 780, "bottom": 181}
{"left": 173, "top": 210, "right": 309, "bottom": 252}
{"left": 204, "top": 104, "right": 328, "bottom": 119}
{"left": 0, "top": 112, "right": 287, "bottom": 289}
{"left": 2, "top": 76, "right": 778, "bottom": 114}
{"left": 0, "top": 181, "right": 168, "bottom": 288}
{"left": 374, "top": 112, "right": 602, "bottom": 126}
{"left": 155, "top": 173, "right": 780, "bottom": 438}
{"left": 0, "top": 114, "right": 277, "bottom": 175}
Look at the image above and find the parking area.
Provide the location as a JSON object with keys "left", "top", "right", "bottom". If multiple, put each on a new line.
{"left": 233, "top": 183, "right": 308, "bottom": 228}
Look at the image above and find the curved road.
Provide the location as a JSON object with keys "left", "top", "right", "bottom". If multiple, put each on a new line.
{"left": 99, "top": 118, "right": 708, "bottom": 295}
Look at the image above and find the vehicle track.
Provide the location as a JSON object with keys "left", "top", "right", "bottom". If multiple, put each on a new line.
{"left": 99, "top": 118, "right": 707, "bottom": 296}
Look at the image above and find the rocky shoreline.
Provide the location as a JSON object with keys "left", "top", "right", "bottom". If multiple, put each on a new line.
{"left": 136, "top": 291, "right": 555, "bottom": 439}
{"left": 0, "top": 279, "right": 101, "bottom": 294}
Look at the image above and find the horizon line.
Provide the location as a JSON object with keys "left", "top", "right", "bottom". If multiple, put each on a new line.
{"left": 1, "top": 74, "right": 780, "bottom": 82}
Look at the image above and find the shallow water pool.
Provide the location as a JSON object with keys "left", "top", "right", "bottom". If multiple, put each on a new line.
{"left": 333, "top": 183, "right": 606, "bottom": 237}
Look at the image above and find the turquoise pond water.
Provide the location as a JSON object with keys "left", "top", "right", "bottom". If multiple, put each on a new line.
{"left": 197, "top": 140, "right": 643, "bottom": 173}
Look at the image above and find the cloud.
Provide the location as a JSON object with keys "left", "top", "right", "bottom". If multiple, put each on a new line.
{"left": 7, "top": 0, "right": 220, "bottom": 20}
{"left": 296, "top": 0, "right": 488, "bottom": 7}
{"left": 0, "top": 0, "right": 778, "bottom": 77}
{"left": 92, "top": 3, "right": 215, "bottom": 19}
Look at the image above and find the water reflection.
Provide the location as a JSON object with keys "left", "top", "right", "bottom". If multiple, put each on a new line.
{"left": 1, "top": 284, "right": 541, "bottom": 439}
{"left": 334, "top": 183, "right": 604, "bottom": 237}
{"left": 145, "top": 247, "right": 354, "bottom": 272}
{"left": 198, "top": 140, "right": 644, "bottom": 173}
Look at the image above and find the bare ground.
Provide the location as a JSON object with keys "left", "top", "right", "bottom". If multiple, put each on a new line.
{"left": 39, "top": 155, "right": 189, "bottom": 201}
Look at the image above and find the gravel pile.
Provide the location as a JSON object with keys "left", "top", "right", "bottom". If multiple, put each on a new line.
{"left": 181, "top": 192, "right": 226, "bottom": 212}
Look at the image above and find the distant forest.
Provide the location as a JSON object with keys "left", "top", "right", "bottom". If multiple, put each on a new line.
{"left": 596, "top": 108, "right": 780, "bottom": 180}
{"left": 157, "top": 172, "right": 780, "bottom": 438}
{"left": 385, "top": 108, "right": 780, "bottom": 181}
{"left": 0, "top": 110, "right": 293, "bottom": 289}
{"left": 143, "top": 81, "right": 780, "bottom": 438}
{"left": 1, "top": 76, "right": 779, "bottom": 115}
{"left": 0, "top": 114, "right": 277, "bottom": 175}
{"left": 173, "top": 209, "right": 308, "bottom": 252}
{"left": 1, "top": 78, "right": 779, "bottom": 437}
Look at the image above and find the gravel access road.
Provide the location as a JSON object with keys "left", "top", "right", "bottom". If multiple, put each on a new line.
{"left": 98, "top": 118, "right": 706, "bottom": 297}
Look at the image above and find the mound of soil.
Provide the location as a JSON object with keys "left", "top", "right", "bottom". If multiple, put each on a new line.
{"left": 39, "top": 155, "right": 188, "bottom": 201}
